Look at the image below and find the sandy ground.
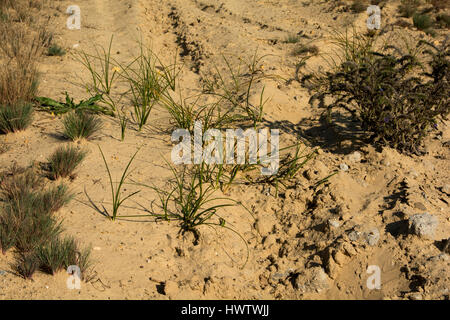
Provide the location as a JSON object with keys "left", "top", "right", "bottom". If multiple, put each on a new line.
{"left": 0, "top": 0, "right": 449, "bottom": 299}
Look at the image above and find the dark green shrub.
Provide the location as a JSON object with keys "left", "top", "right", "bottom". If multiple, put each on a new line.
{"left": 47, "top": 44, "right": 65, "bottom": 57}
{"left": 303, "top": 36, "right": 449, "bottom": 154}
{"left": 413, "top": 13, "right": 433, "bottom": 30}
{"left": 0, "top": 103, "right": 33, "bottom": 133}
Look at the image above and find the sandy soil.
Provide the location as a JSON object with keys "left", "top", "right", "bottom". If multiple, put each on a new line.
{"left": 0, "top": 0, "right": 449, "bottom": 300}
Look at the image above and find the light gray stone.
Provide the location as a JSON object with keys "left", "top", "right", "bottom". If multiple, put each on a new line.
{"left": 409, "top": 213, "right": 439, "bottom": 239}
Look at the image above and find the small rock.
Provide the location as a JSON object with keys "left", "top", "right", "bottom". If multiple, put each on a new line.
{"left": 164, "top": 280, "right": 179, "bottom": 297}
{"left": 255, "top": 219, "right": 273, "bottom": 236}
{"left": 408, "top": 169, "right": 419, "bottom": 178}
{"left": 413, "top": 202, "right": 427, "bottom": 211}
{"left": 441, "top": 184, "right": 450, "bottom": 196}
{"left": 364, "top": 228, "right": 380, "bottom": 246}
{"left": 409, "top": 293, "right": 423, "bottom": 300}
{"left": 409, "top": 213, "right": 439, "bottom": 239}
{"left": 72, "top": 43, "right": 79, "bottom": 49}
{"left": 348, "top": 230, "right": 361, "bottom": 241}
{"left": 429, "top": 253, "right": 448, "bottom": 262}
{"left": 327, "top": 219, "right": 340, "bottom": 229}
{"left": 339, "top": 163, "right": 349, "bottom": 171}
{"left": 442, "top": 238, "right": 450, "bottom": 254}
{"left": 263, "top": 234, "right": 277, "bottom": 248}
{"left": 347, "top": 151, "right": 362, "bottom": 163}
{"left": 0, "top": 270, "right": 6, "bottom": 276}
{"left": 295, "top": 267, "right": 330, "bottom": 293}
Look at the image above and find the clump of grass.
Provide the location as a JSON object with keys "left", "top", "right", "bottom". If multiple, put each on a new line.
{"left": 292, "top": 43, "right": 319, "bottom": 56}
{"left": 145, "top": 163, "right": 243, "bottom": 235}
{"left": 47, "top": 145, "right": 87, "bottom": 180}
{"left": 350, "top": 0, "right": 367, "bottom": 13}
{"left": 201, "top": 52, "right": 273, "bottom": 128}
{"left": 38, "top": 183, "right": 73, "bottom": 214}
{"left": 0, "top": 165, "right": 43, "bottom": 201}
{"left": 0, "top": 214, "right": 17, "bottom": 254}
{"left": 303, "top": 32, "right": 450, "bottom": 154}
{"left": 284, "top": 34, "right": 301, "bottom": 44}
{"left": 0, "top": 167, "right": 71, "bottom": 253}
{"left": 98, "top": 146, "right": 141, "bottom": 221}
{"left": 36, "top": 237, "right": 76, "bottom": 275}
{"left": 0, "top": 15, "right": 43, "bottom": 106}
{"left": 139, "top": 163, "right": 251, "bottom": 265}
{"left": 252, "top": 145, "right": 316, "bottom": 192}
{"left": 36, "top": 236, "right": 92, "bottom": 277}
{"left": 47, "top": 44, "right": 65, "bottom": 56}
{"left": 436, "top": 13, "right": 450, "bottom": 28}
{"left": 62, "top": 111, "right": 103, "bottom": 141}
{"left": 0, "top": 62, "right": 40, "bottom": 106}
{"left": 120, "top": 44, "right": 178, "bottom": 131}
{"left": 11, "top": 252, "right": 39, "bottom": 280}
{"left": 73, "top": 36, "right": 121, "bottom": 113}
{"left": 0, "top": 103, "right": 33, "bottom": 133}
{"left": 413, "top": 12, "right": 433, "bottom": 30}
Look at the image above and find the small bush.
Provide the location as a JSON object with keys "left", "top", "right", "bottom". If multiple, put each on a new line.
{"left": 36, "top": 236, "right": 92, "bottom": 277}
{"left": 38, "top": 183, "right": 73, "bottom": 214}
{"left": 48, "top": 145, "right": 87, "bottom": 180}
{"left": 436, "top": 13, "right": 450, "bottom": 28}
{"left": 0, "top": 63, "right": 39, "bottom": 106}
{"left": 47, "top": 44, "right": 65, "bottom": 56}
{"left": 4, "top": 197, "right": 63, "bottom": 253}
{"left": 413, "top": 13, "right": 433, "bottom": 30}
{"left": 62, "top": 111, "right": 102, "bottom": 141}
{"left": 0, "top": 214, "right": 18, "bottom": 254}
{"left": 36, "top": 236, "right": 77, "bottom": 275}
{"left": 0, "top": 103, "right": 33, "bottom": 133}
{"left": 0, "top": 165, "right": 42, "bottom": 201}
{"left": 11, "top": 252, "right": 39, "bottom": 280}
{"left": 284, "top": 34, "right": 301, "bottom": 44}
{"left": 303, "top": 35, "right": 450, "bottom": 154}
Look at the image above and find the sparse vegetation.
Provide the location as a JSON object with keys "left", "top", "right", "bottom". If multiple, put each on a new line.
{"left": 98, "top": 146, "right": 141, "bottom": 221}
{"left": 303, "top": 32, "right": 450, "bottom": 154}
{"left": 62, "top": 111, "right": 103, "bottom": 141}
{"left": 284, "top": 34, "right": 301, "bottom": 44}
{"left": 36, "top": 92, "right": 114, "bottom": 116}
{"left": 47, "top": 44, "right": 65, "bottom": 57}
{"left": 0, "top": 103, "right": 34, "bottom": 133}
{"left": 0, "top": 164, "right": 90, "bottom": 280}
{"left": 292, "top": 43, "right": 319, "bottom": 56}
{"left": 47, "top": 145, "right": 87, "bottom": 180}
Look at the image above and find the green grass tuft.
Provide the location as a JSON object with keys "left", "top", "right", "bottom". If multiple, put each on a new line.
{"left": 48, "top": 145, "right": 87, "bottom": 180}
{"left": 0, "top": 103, "right": 33, "bottom": 133}
{"left": 62, "top": 111, "right": 102, "bottom": 141}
